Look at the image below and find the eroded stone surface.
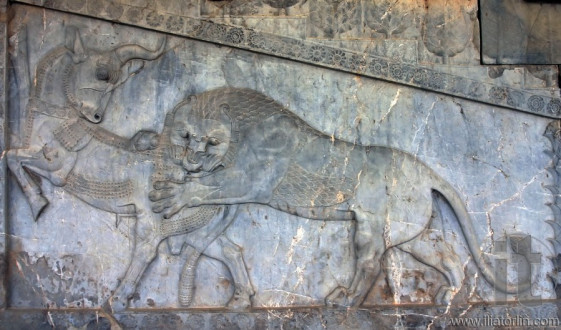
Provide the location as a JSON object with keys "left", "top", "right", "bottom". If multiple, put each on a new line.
{"left": 2, "top": 2, "right": 561, "bottom": 328}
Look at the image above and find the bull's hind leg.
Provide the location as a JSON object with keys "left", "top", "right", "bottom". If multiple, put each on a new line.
{"left": 326, "top": 208, "right": 386, "bottom": 307}
{"left": 204, "top": 235, "right": 254, "bottom": 309}
{"left": 7, "top": 148, "right": 48, "bottom": 219}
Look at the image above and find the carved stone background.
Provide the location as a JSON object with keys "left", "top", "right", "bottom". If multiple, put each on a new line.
{"left": 1, "top": 1, "right": 561, "bottom": 329}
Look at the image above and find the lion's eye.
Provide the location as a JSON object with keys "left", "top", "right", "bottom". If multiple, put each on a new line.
{"left": 208, "top": 137, "right": 220, "bottom": 146}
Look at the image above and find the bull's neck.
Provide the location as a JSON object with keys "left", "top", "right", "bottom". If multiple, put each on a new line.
{"left": 31, "top": 47, "right": 78, "bottom": 117}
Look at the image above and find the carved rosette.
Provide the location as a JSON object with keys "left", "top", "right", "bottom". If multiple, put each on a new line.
{"left": 203, "top": 0, "right": 304, "bottom": 16}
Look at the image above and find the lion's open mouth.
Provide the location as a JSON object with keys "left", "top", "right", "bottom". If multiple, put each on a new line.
{"left": 182, "top": 152, "right": 223, "bottom": 175}
{"left": 182, "top": 151, "right": 222, "bottom": 173}
{"left": 185, "top": 152, "right": 200, "bottom": 165}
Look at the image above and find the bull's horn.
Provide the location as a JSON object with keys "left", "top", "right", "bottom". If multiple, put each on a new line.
{"left": 115, "top": 37, "right": 166, "bottom": 63}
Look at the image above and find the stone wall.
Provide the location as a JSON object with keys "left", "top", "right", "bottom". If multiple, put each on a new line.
{"left": 1, "top": 1, "right": 561, "bottom": 329}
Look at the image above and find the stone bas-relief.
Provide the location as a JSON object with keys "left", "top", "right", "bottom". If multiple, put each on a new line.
{"left": 148, "top": 87, "right": 528, "bottom": 309}
{"left": 6, "top": 22, "right": 255, "bottom": 312}
{"left": 3, "top": 3, "right": 558, "bottom": 327}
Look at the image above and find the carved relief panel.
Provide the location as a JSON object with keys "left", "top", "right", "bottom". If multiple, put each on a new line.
{"left": 2, "top": 2, "right": 560, "bottom": 328}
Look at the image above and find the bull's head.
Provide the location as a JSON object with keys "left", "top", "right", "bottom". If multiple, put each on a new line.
{"left": 63, "top": 28, "right": 166, "bottom": 123}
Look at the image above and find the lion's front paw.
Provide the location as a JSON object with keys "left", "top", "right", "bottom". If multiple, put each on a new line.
{"left": 131, "top": 130, "right": 159, "bottom": 151}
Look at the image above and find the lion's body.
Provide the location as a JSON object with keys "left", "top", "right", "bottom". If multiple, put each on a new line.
{"left": 153, "top": 87, "right": 527, "bottom": 306}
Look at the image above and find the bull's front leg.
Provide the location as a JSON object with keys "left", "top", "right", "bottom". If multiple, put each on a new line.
{"left": 6, "top": 144, "right": 77, "bottom": 220}
{"left": 7, "top": 148, "right": 48, "bottom": 219}
{"left": 203, "top": 235, "right": 255, "bottom": 309}
{"left": 108, "top": 211, "right": 162, "bottom": 313}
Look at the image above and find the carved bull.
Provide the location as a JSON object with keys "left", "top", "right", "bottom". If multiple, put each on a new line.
{"left": 6, "top": 27, "right": 165, "bottom": 219}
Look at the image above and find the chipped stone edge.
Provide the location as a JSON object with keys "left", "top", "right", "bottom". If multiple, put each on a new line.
{"left": 0, "top": 0, "right": 8, "bottom": 309}
{"left": 1, "top": 304, "right": 560, "bottom": 329}
{"left": 12, "top": 0, "right": 561, "bottom": 119}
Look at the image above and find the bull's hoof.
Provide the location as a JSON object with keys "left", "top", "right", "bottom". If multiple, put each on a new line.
{"left": 227, "top": 290, "right": 252, "bottom": 310}
{"left": 104, "top": 295, "right": 128, "bottom": 313}
{"left": 30, "top": 195, "right": 48, "bottom": 221}
{"left": 325, "top": 286, "right": 352, "bottom": 307}
{"left": 100, "top": 301, "right": 125, "bottom": 330}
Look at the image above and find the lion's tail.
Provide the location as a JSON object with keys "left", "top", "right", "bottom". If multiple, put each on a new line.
{"left": 434, "top": 179, "right": 531, "bottom": 294}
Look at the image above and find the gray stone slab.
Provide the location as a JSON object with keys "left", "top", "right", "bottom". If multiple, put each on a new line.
{"left": 2, "top": 2, "right": 561, "bottom": 329}
{"left": 0, "top": 303, "right": 559, "bottom": 329}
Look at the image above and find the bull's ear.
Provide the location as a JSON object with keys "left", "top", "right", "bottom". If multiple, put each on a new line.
{"left": 65, "top": 27, "right": 86, "bottom": 63}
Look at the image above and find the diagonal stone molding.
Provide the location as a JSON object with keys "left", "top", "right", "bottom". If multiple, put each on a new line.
{"left": 13, "top": 0, "right": 561, "bottom": 119}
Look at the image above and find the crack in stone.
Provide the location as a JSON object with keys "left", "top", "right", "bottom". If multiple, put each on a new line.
{"left": 377, "top": 88, "right": 401, "bottom": 128}
{"left": 412, "top": 98, "right": 435, "bottom": 159}
{"left": 470, "top": 155, "right": 509, "bottom": 179}
{"left": 485, "top": 172, "right": 541, "bottom": 221}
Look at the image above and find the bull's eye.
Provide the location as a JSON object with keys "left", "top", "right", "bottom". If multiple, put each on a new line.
{"left": 96, "top": 67, "right": 110, "bottom": 81}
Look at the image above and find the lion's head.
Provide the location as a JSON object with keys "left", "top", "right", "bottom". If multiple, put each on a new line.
{"left": 166, "top": 94, "right": 233, "bottom": 175}
{"left": 162, "top": 87, "right": 299, "bottom": 177}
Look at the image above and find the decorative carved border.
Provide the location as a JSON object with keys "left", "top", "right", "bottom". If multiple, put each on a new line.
{"left": 0, "top": 0, "right": 7, "bottom": 309}
{"left": 14, "top": 0, "right": 561, "bottom": 119}
{"left": 545, "top": 121, "right": 561, "bottom": 297}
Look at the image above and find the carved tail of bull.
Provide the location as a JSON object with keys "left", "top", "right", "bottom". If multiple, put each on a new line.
{"left": 435, "top": 179, "right": 532, "bottom": 294}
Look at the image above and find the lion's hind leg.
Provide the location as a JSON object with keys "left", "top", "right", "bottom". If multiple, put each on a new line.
{"left": 325, "top": 207, "right": 386, "bottom": 307}
{"left": 389, "top": 191, "right": 468, "bottom": 305}
{"left": 391, "top": 230, "right": 466, "bottom": 305}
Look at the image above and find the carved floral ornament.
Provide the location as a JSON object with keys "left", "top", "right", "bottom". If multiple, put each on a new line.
{"left": 14, "top": 0, "right": 561, "bottom": 119}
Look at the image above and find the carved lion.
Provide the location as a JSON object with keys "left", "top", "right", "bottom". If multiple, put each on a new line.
{"left": 150, "top": 87, "right": 529, "bottom": 306}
